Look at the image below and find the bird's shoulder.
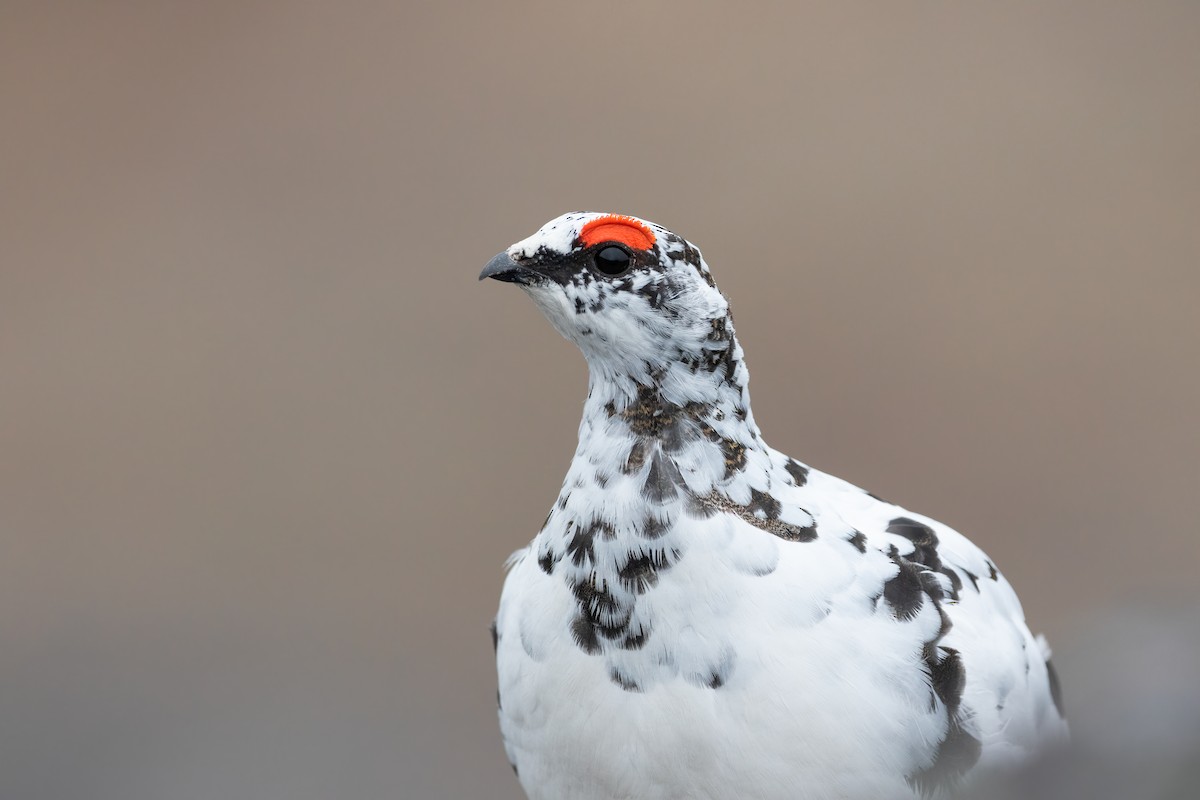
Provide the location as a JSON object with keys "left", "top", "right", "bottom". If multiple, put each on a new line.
{"left": 769, "top": 451, "right": 1068, "bottom": 758}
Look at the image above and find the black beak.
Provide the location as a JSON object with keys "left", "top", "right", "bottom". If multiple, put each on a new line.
{"left": 479, "top": 251, "right": 533, "bottom": 284}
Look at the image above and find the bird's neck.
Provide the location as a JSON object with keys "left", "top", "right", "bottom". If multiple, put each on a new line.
{"left": 562, "top": 331, "right": 772, "bottom": 508}
{"left": 531, "top": 337, "right": 796, "bottom": 660}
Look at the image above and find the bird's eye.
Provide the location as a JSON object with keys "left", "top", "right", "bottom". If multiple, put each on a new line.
{"left": 593, "top": 245, "right": 631, "bottom": 276}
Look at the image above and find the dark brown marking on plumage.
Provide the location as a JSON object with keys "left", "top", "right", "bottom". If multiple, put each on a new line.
{"left": 567, "top": 520, "right": 614, "bottom": 566}
{"left": 568, "top": 604, "right": 628, "bottom": 647}
{"left": 684, "top": 316, "right": 734, "bottom": 375}
{"left": 907, "top": 722, "right": 982, "bottom": 796}
{"left": 609, "top": 667, "right": 642, "bottom": 692}
{"left": 890, "top": 544, "right": 975, "bottom": 795}
{"left": 963, "top": 569, "right": 980, "bottom": 592}
{"left": 848, "top": 530, "right": 868, "bottom": 553}
{"left": 659, "top": 229, "right": 714, "bottom": 287}
{"left": 687, "top": 343, "right": 735, "bottom": 376}
{"left": 524, "top": 242, "right": 569, "bottom": 268}
{"left": 684, "top": 492, "right": 717, "bottom": 518}
{"left": 618, "top": 551, "right": 661, "bottom": 594}
{"left": 918, "top": 612, "right": 955, "bottom": 677}
{"left": 623, "top": 439, "right": 647, "bottom": 474}
{"left": 616, "top": 384, "right": 711, "bottom": 453}
{"left": 929, "top": 647, "right": 967, "bottom": 714}
{"left": 594, "top": 471, "right": 609, "bottom": 488}
{"left": 686, "top": 650, "right": 735, "bottom": 690}
{"left": 695, "top": 489, "right": 817, "bottom": 542}
{"left": 696, "top": 419, "right": 720, "bottom": 443}
{"left": 987, "top": 561, "right": 999, "bottom": 581}
{"left": 884, "top": 545, "right": 926, "bottom": 620}
{"left": 784, "top": 459, "right": 809, "bottom": 486}
{"left": 635, "top": 279, "right": 664, "bottom": 311}
{"left": 749, "top": 509, "right": 815, "bottom": 542}
{"left": 918, "top": 570, "right": 946, "bottom": 603}
{"left": 887, "top": 517, "right": 967, "bottom": 602}
{"left": 570, "top": 614, "right": 601, "bottom": 654}
{"left": 659, "top": 415, "right": 690, "bottom": 453}
{"left": 571, "top": 576, "right": 622, "bottom": 620}
{"left": 887, "top": 517, "right": 941, "bottom": 569}
{"left": 490, "top": 621, "right": 498, "bottom": 653}
{"left": 619, "top": 625, "right": 649, "bottom": 650}
{"left": 707, "top": 315, "right": 729, "bottom": 342}
{"left": 537, "top": 547, "right": 555, "bottom": 575}
{"left": 932, "top": 604, "right": 953, "bottom": 645}
{"left": 747, "top": 488, "right": 782, "bottom": 520}
{"left": 718, "top": 437, "right": 747, "bottom": 478}
{"left": 621, "top": 385, "right": 668, "bottom": 436}
{"left": 635, "top": 275, "right": 687, "bottom": 320}
{"left": 581, "top": 614, "right": 632, "bottom": 645}
{"left": 642, "top": 450, "right": 683, "bottom": 503}
{"left": 941, "top": 568, "right": 963, "bottom": 601}
{"left": 657, "top": 229, "right": 683, "bottom": 249}
{"left": 721, "top": 341, "right": 737, "bottom": 383}
{"left": 685, "top": 243, "right": 715, "bottom": 286}
{"left": 638, "top": 514, "right": 671, "bottom": 539}
{"left": 624, "top": 546, "right": 681, "bottom": 597}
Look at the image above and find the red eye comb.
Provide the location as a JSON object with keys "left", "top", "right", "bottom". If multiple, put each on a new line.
{"left": 580, "top": 215, "right": 655, "bottom": 251}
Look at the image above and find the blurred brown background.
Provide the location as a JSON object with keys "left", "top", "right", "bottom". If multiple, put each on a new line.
{"left": 2, "top": 3, "right": 1198, "bottom": 799}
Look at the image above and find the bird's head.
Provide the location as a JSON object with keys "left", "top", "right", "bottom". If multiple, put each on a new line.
{"left": 480, "top": 213, "right": 739, "bottom": 392}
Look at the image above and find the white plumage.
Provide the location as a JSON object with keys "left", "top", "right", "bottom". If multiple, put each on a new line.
{"left": 482, "top": 213, "right": 1067, "bottom": 800}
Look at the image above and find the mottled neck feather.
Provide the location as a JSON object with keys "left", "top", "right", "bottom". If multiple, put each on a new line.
{"left": 535, "top": 318, "right": 812, "bottom": 664}
{"left": 573, "top": 318, "right": 768, "bottom": 496}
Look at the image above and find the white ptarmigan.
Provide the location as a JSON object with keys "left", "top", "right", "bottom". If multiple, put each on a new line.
{"left": 481, "top": 213, "right": 1067, "bottom": 800}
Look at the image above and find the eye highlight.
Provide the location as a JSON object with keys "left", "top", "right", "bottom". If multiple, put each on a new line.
{"left": 593, "top": 245, "right": 631, "bottom": 276}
